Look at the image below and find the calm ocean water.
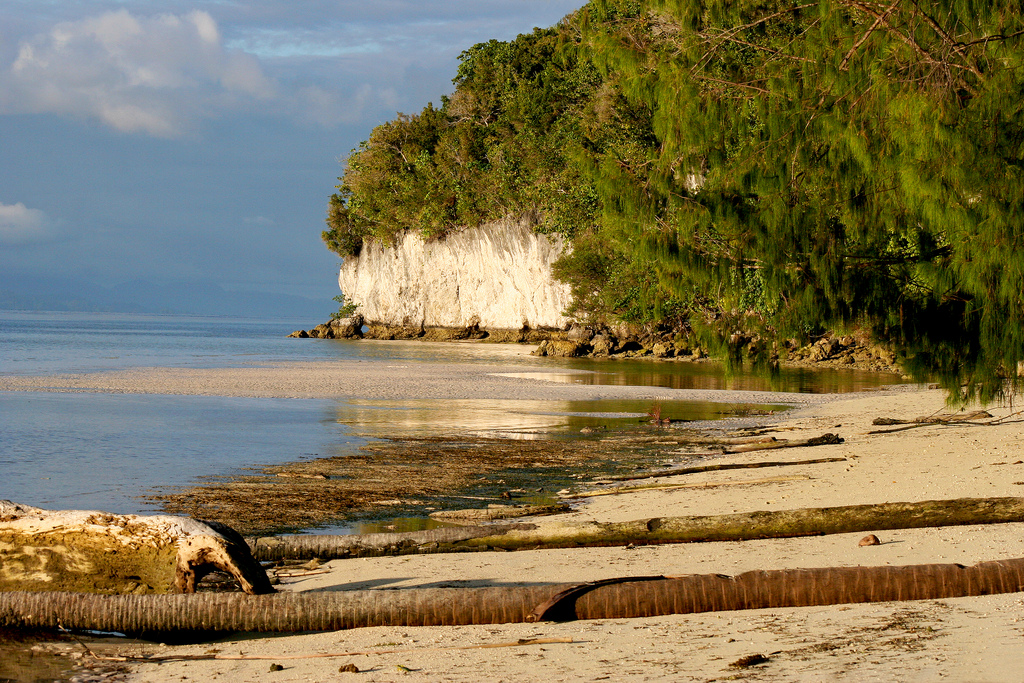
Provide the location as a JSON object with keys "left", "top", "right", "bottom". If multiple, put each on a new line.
{"left": 0, "top": 310, "right": 900, "bottom": 520}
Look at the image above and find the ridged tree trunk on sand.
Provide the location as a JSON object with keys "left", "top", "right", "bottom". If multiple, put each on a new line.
{"left": 249, "top": 497, "right": 1024, "bottom": 561}
{"left": 2, "top": 558, "right": 1024, "bottom": 634}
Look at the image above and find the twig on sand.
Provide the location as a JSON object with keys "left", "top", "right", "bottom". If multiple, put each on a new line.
{"left": 608, "top": 456, "right": 846, "bottom": 482}
{"left": 87, "top": 637, "right": 576, "bottom": 664}
{"left": 565, "top": 474, "right": 811, "bottom": 498}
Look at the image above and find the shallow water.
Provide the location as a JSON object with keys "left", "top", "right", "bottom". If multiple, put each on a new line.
{"left": 505, "top": 359, "right": 899, "bottom": 394}
{"left": 332, "top": 397, "right": 786, "bottom": 440}
{"left": 1, "top": 310, "right": 896, "bottom": 518}
{"left": 0, "top": 391, "right": 356, "bottom": 513}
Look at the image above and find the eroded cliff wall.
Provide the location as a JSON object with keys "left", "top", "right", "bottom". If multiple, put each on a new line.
{"left": 338, "top": 217, "right": 572, "bottom": 330}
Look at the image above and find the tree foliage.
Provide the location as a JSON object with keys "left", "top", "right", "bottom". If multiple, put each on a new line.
{"left": 325, "top": 0, "right": 1024, "bottom": 402}
{"left": 571, "top": 0, "right": 1024, "bottom": 402}
{"left": 322, "top": 26, "right": 615, "bottom": 257}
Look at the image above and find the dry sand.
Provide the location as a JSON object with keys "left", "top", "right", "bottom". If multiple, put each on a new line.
{"left": 11, "top": 361, "right": 1024, "bottom": 682}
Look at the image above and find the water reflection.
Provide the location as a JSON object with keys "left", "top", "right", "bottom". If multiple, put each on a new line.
{"left": 332, "top": 398, "right": 788, "bottom": 439}
{"left": 502, "top": 361, "right": 904, "bottom": 394}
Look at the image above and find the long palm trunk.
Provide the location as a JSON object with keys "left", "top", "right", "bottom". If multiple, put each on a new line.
{"left": 249, "top": 496, "right": 1024, "bottom": 561}
{"left": 2, "top": 558, "right": 1023, "bottom": 634}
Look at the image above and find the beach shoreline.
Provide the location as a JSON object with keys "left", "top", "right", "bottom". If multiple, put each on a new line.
{"left": 0, "top": 353, "right": 900, "bottom": 405}
{"left": 6, "top": 362, "right": 1023, "bottom": 681}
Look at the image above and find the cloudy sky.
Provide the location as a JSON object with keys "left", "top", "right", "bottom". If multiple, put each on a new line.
{"left": 0, "top": 0, "right": 585, "bottom": 317}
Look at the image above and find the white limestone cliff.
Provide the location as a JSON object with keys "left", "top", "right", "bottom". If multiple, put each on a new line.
{"left": 338, "top": 216, "right": 572, "bottom": 330}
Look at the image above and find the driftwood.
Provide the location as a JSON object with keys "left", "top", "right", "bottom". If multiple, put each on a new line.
{"left": 249, "top": 496, "right": 1024, "bottom": 561}
{"left": 3, "top": 557, "right": 1024, "bottom": 633}
{"left": 720, "top": 432, "right": 843, "bottom": 453}
{"left": 678, "top": 432, "right": 844, "bottom": 458}
{"left": 564, "top": 474, "right": 811, "bottom": 499}
{"left": 607, "top": 457, "right": 847, "bottom": 482}
{"left": 429, "top": 504, "right": 571, "bottom": 522}
{"left": 872, "top": 411, "right": 993, "bottom": 426}
{"left": 869, "top": 411, "right": 994, "bottom": 434}
{"left": 0, "top": 500, "right": 272, "bottom": 595}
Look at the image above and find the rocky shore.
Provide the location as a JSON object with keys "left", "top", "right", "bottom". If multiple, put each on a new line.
{"left": 290, "top": 315, "right": 902, "bottom": 375}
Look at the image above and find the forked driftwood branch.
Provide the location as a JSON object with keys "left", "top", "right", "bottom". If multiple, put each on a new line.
{"left": 869, "top": 411, "right": 993, "bottom": 434}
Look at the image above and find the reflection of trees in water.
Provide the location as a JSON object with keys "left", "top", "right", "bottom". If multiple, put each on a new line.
{"left": 555, "top": 361, "right": 902, "bottom": 394}
{"left": 330, "top": 397, "right": 787, "bottom": 439}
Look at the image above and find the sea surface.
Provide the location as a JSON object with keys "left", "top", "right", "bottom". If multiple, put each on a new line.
{"left": 0, "top": 310, "right": 901, "bottom": 523}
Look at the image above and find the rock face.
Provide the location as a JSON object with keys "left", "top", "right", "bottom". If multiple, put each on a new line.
{"left": 338, "top": 217, "right": 572, "bottom": 330}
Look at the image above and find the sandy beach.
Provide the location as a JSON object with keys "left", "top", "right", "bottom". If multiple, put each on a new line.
{"left": 10, "top": 360, "right": 1024, "bottom": 682}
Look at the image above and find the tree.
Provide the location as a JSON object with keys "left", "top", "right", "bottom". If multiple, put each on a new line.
{"left": 322, "top": 25, "right": 610, "bottom": 259}
{"left": 323, "top": 0, "right": 1024, "bottom": 402}
{"left": 578, "top": 0, "right": 1024, "bottom": 402}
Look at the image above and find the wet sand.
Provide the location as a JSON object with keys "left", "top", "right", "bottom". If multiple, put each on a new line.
{"left": 0, "top": 357, "right": 857, "bottom": 405}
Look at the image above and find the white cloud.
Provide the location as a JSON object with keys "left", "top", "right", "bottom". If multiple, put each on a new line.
{"left": 4, "top": 9, "right": 277, "bottom": 136}
{"left": 0, "top": 202, "right": 51, "bottom": 245}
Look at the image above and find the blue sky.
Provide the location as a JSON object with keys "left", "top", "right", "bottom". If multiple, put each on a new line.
{"left": 0, "top": 0, "right": 585, "bottom": 317}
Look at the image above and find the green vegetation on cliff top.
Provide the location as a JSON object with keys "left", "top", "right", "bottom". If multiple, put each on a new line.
{"left": 324, "top": 0, "right": 1024, "bottom": 403}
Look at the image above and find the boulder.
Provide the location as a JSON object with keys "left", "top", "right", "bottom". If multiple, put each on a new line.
{"left": 567, "top": 324, "right": 595, "bottom": 343}
{"left": 590, "top": 334, "right": 615, "bottom": 357}
{"left": 652, "top": 342, "right": 674, "bottom": 358}
{"left": 329, "top": 314, "right": 364, "bottom": 339}
{"left": 545, "top": 340, "right": 587, "bottom": 358}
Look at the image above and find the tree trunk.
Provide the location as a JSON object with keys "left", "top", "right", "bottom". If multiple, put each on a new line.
{"left": 2, "top": 558, "right": 1023, "bottom": 634}
{"left": 0, "top": 501, "right": 272, "bottom": 595}
{"left": 249, "top": 496, "right": 1024, "bottom": 561}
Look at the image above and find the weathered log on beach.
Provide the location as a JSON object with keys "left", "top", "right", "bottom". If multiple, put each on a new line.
{"left": 721, "top": 432, "right": 843, "bottom": 454}
{"left": 0, "top": 501, "right": 272, "bottom": 595}
{"left": 249, "top": 496, "right": 1024, "bottom": 561}
{"left": 2, "top": 557, "right": 1023, "bottom": 634}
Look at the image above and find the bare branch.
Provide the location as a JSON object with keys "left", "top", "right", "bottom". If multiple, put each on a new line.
{"left": 839, "top": 0, "right": 898, "bottom": 70}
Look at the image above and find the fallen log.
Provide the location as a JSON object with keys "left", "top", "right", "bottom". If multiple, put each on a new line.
{"left": 3, "top": 557, "right": 1023, "bottom": 634}
{"left": 607, "top": 457, "right": 847, "bottom": 482}
{"left": 248, "top": 496, "right": 1024, "bottom": 561}
{"left": 680, "top": 433, "right": 844, "bottom": 458}
{"left": 725, "top": 432, "right": 843, "bottom": 453}
{"left": 0, "top": 500, "right": 272, "bottom": 595}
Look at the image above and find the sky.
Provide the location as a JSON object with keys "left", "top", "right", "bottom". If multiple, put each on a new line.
{"left": 0, "top": 0, "right": 586, "bottom": 318}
